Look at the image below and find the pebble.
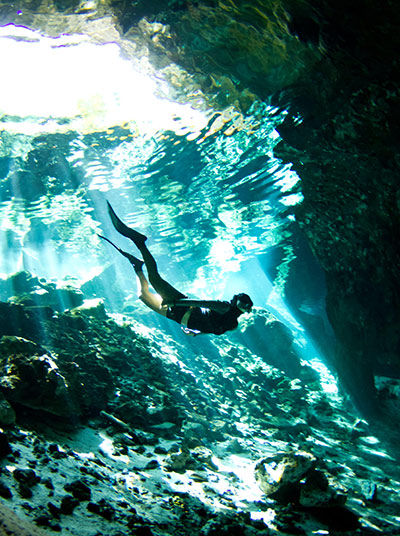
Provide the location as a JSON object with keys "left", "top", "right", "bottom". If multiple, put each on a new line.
{"left": 0, "top": 432, "right": 12, "bottom": 458}
{"left": 87, "top": 499, "right": 115, "bottom": 521}
{"left": 64, "top": 479, "right": 92, "bottom": 501}
{"left": 60, "top": 495, "right": 80, "bottom": 515}
{"left": 0, "top": 480, "right": 12, "bottom": 499}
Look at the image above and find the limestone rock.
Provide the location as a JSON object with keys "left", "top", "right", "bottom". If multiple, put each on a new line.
{"left": 13, "top": 468, "right": 40, "bottom": 487}
{"left": 255, "top": 450, "right": 351, "bottom": 523}
{"left": 0, "top": 431, "right": 11, "bottom": 458}
{"left": 0, "top": 301, "right": 52, "bottom": 342}
{"left": 0, "top": 336, "right": 76, "bottom": 417}
{"left": 0, "top": 271, "right": 40, "bottom": 300}
{"left": 255, "top": 450, "right": 316, "bottom": 502}
{"left": 164, "top": 447, "right": 194, "bottom": 473}
{"left": 64, "top": 479, "right": 92, "bottom": 501}
{"left": 164, "top": 445, "right": 217, "bottom": 473}
{"left": 87, "top": 499, "right": 115, "bottom": 521}
{"left": 299, "top": 469, "right": 347, "bottom": 508}
{"left": 0, "top": 481, "right": 12, "bottom": 499}
{"left": 0, "top": 270, "right": 84, "bottom": 312}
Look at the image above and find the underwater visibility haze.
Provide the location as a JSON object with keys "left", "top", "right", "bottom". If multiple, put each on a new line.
{"left": 0, "top": 1, "right": 399, "bottom": 535}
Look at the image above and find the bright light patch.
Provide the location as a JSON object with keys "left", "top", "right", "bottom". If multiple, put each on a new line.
{"left": 209, "top": 238, "right": 241, "bottom": 272}
{"left": 308, "top": 358, "right": 339, "bottom": 395}
{"left": 280, "top": 192, "right": 304, "bottom": 206}
{"left": 0, "top": 24, "right": 209, "bottom": 136}
{"left": 360, "top": 436, "right": 380, "bottom": 445}
{"left": 266, "top": 287, "right": 303, "bottom": 331}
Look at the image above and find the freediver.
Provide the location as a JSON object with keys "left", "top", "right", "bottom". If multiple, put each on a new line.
{"left": 99, "top": 201, "right": 253, "bottom": 336}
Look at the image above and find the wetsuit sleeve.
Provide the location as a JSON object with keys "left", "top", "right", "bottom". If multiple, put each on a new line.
{"left": 205, "top": 300, "right": 231, "bottom": 313}
{"left": 173, "top": 299, "right": 231, "bottom": 314}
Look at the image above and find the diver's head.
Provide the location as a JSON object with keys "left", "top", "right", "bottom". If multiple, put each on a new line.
{"left": 231, "top": 293, "right": 253, "bottom": 313}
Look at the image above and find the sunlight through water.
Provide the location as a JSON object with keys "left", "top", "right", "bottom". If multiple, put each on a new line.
{"left": 0, "top": 24, "right": 210, "bottom": 136}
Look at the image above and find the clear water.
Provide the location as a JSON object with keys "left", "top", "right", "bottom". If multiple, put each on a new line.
{"left": 0, "top": 24, "right": 302, "bottom": 311}
{"left": 2, "top": 16, "right": 400, "bottom": 536}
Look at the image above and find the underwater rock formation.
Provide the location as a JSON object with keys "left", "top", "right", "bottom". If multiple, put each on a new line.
{"left": 0, "top": 336, "right": 73, "bottom": 418}
{"left": 0, "top": 272, "right": 398, "bottom": 533}
{"left": 0, "top": 0, "right": 399, "bottom": 531}
{"left": 231, "top": 308, "right": 302, "bottom": 378}
{"left": 0, "top": 271, "right": 83, "bottom": 311}
{"left": 272, "top": 0, "right": 400, "bottom": 417}
{"left": 255, "top": 450, "right": 317, "bottom": 499}
{"left": 254, "top": 450, "right": 356, "bottom": 528}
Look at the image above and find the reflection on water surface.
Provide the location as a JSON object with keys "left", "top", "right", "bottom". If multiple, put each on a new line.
{"left": 0, "top": 22, "right": 302, "bottom": 304}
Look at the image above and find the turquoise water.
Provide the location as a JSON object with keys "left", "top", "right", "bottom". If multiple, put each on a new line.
{"left": 1, "top": 13, "right": 400, "bottom": 536}
{"left": 0, "top": 24, "right": 303, "bottom": 313}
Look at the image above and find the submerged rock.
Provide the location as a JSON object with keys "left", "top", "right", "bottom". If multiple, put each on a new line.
{"left": 164, "top": 447, "right": 195, "bottom": 473}
{"left": 1, "top": 271, "right": 83, "bottom": 312}
{"left": 164, "top": 445, "right": 218, "bottom": 474}
{"left": 0, "top": 336, "right": 75, "bottom": 418}
{"left": 64, "top": 479, "right": 92, "bottom": 501}
{"left": 255, "top": 450, "right": 360, "bottom": 531}
{"left": 0, "top": 393, "right": 16, "bottom": 426}
{"left": 255, "top": 450, "right": 317, "bottom": 502}
{"left": 299, "top": 469, "right": 346, "bottom": 508}
{"left": 0, "top": 432, "right": 12, "bottom": 459}
{"left": 0, "top": 271, "right": 40, "bottom": 299}
{"left": 231, "top": 309, "right": 302, "bottom": 377}
{"left": 87, "top": 498, "right": 115, "bottom": 521}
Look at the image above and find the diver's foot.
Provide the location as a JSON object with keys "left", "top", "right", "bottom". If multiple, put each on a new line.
{"left": 107, "top": 201, "right": 147, "bottom": 246}
{"left": 120, "top": 251, "right": 144, "bottom": 273}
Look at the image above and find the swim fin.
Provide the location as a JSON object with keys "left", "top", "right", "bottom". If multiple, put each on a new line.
{"left": 98, "top": 234, "right": 144, "bottom": 273}
{"left": 107, "top": 201, "right": 147, "bottom": 246}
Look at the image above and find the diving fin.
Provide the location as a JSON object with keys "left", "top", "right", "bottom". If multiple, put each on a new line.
{"left": 98, "top": 234, "right": 144, "bottom": 272}
{"left": 107, "top": 201, "right": 147, "bottom": 246}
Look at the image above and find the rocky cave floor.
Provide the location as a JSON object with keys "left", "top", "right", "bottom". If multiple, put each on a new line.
{"left": 0, "top": 272, "right": 399, "bottom": 535}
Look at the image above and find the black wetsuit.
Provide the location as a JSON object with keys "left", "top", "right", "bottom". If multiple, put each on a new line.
{"left": 167, "top": 303, "right": 241, "bottom": 335}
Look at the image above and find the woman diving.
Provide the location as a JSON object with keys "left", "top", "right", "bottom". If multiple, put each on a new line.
{"left": 99, "top": 202, "right": 253, "bottom": 336}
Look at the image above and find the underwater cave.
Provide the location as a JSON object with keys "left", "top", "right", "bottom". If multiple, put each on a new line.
{"left": 0, "top": 1, "right": 399, "bottom": 534}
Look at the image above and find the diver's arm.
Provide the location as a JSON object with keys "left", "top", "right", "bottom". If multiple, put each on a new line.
{"left": 169, "top": 299, "right": 231, "bottom": 314}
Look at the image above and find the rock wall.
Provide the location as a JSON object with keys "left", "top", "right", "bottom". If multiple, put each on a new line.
{"left": 273, "top": 0, "right": 400, "bottom": 416}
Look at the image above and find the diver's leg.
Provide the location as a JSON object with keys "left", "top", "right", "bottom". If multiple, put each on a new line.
{"left": 106, "top": 202, "right": 185, "bottom": 303}
{"left": 135, "top": 241, "right": 186, "bottom": 303}
{"left": 136, "top": 270, "right": 167, "bottom": 316}
{"left": 99, "top": 232, "right": 170, "bottom": 314}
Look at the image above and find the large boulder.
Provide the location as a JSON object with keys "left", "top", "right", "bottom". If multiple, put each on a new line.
{"left": 255, "top": 450, "right": 358, "bottom": 530}
{"left": 255, "top": 450, "right": 317, "bottom": 503}
{"left": 0, "top": 336, "right": 76, "bottom": 418}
